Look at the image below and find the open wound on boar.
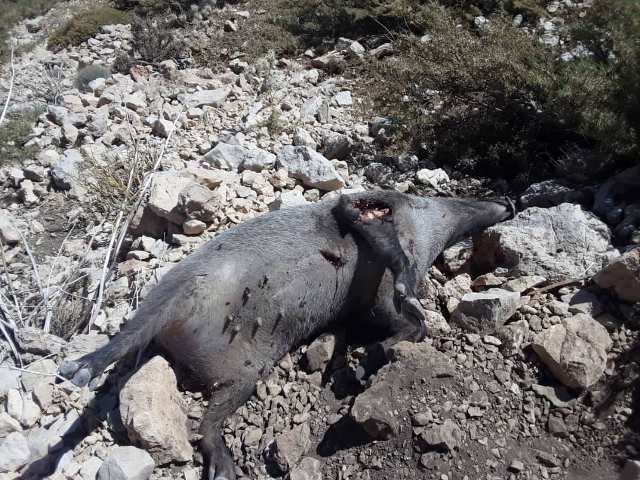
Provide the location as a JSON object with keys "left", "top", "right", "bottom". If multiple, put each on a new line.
{"left": 352, "top": 199, "right": 392, "bottom": 223}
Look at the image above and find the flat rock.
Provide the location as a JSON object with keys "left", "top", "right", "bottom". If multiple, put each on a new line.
{"left": 451, "top": 288, "right": 520, "bottom": 333}
{"left": 203, "top": 143, "right": 276, "bottom": 172}
{"left": 97, "top": 446, "right": 155, "bottom": 480}
{"left": 532, "top": 313, "right": 612, "bottom": 389}
{"left": 0, "top": 431, "right": 31, "bottom": 473}
{"left": 276, "top": 146, "right": 345, "bottom": 192}
{"left": 594, "top": 248, "right": 640, "bottom": 302}
{"left": 119, "top": 356, "right": 193, "bottom": 464}
{"left": 14, "top": 327, "right": 67, "bottom": 356}
{"left": 21, "top": 358, "right": 58, "bottom": 391}
{"left": 474, "top": 204, "right": 614, "bottom": 281}
{"left": 518, "top": 180, "right": 586, "bottom": 209}
{"left": 63, "top": 333, "right": 110, "bottom": 362}
{"left": 181, "top": 88, "right": 230, "bottom": 108}
{"left": 503, "top": 275, "right": 546, "bottom": 293}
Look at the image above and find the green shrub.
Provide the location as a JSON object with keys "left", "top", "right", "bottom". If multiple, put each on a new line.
{"left": 0, "top": 108, "right": 42, "bottom": 167}
{"left": 276, "top": 0, "right": 547, "bottom": 49}
{"left": 357, "top": 0, "right": 639, "bottom": 184}
{"left": 130, "top": 13, "right": 186, "bottom": 64}
{"left": 0, "top": 0, "right": 60, "bottom": 62}
{"left": 75, "top": 64, "right": 111, "bottom": 92}
{"left": 48, "top": 6, "right": 130, "bottom": 51}
{"left": 115, "top": 0, "right": 196, "bottom": 16}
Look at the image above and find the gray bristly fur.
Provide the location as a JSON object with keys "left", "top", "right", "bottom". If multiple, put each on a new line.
{"left": 58, "top": 190, "right": 514, "bottom": 480}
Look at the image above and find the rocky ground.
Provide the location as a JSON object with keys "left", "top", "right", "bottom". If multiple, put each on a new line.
{"left": 1, "top": 1, "right": 640, "bottom": 480}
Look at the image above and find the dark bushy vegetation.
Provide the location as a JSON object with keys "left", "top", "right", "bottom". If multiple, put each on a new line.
{"left": 321, "top": 0, "right": 640, "bottom": 185}
{"left": 130, "top": 14, "right": 187, "bottom": 64}
{"left": 0, "top": 108, "right": 42, "bottom": 167}
{"left": 75, "top": 64, "right": 111, "bottom": 92}
{"left": 1, "top": 0, "right": 59, "bottom": 62}
{"left": 48, "top": 6, "right": 130, "bottom": 51}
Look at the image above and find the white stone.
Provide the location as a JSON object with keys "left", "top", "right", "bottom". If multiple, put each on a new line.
{"left": 276, "top": 146, "right": 345, "bottom": 191}
{"left": 98, "top": 446, "right": 154, "bottom": 480}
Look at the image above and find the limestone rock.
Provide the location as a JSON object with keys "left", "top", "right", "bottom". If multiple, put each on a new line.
{"left": 0, "top": 412, "right": 22, "bottom": 438}
{"left": 181, "top": 88, "right": 230, "bottom": 108}
{"left": 0, "top": 432, "right": 31, "bottom": 473}
{"left": 0, "top": 211, "right": 20, "bottom": 245}
{"left": 63, "top": 333, "right": 110, "bottom": 362}
{"left": 424, "top": 309, "right": 451, "bottom": 335}
{"left": 418, "top": 419, "right": 463, "bottom": 452}
{"left": 270, "top": 190, "right": 309, "bottom": 210}
{"left": 178, "top": 183, "right": 222, "bottom": 223}
{"left": 152, "top": 119, "right": 174, "bottom": 138}
{"left": 416, "top": 168, "right": 449, "bottom": 189}
{"left": 97, "top": 446, "right": 155, "bottom": 480}
{"left": 204, "top": 143, "right": 276, "bottom": 172}
{"left": 474, "top": 204, "right": 614, "bottom": 281}
{"left": 276, "top": 146, "right": 345, "bottom": 191}
{"left": 451, "top": 288, "right": 520, "bottom": 333}
{"left": 119, "top": 356, "right": 193, "bottom": 464}
{"left": 0, "top": 367, "right": 21, "bottom": 396}
{"left": 270, "top": 423, "right": 311, "bottom": 473}
{"left": 304, "top": 333, "right": 336, "bottom": 373}
{"left": 51, "top": 149, "right": 82, "bottom": 191}
{"left": 532, "top": 314, "right": 612, "bottom": 389}
{"left": 147, "top": 172, "right": 195, "bottom": 225}
{"left": 594, "top": 248, "right": 640, "bottom": 302}
{"left": 293, "top": 128, "right": 317, "bottom": 149}
{"left": 14, "top": 327, "right": 67, "bottom": 356}
{"left": 288, "top": 457, "right": 322, "bottom": 480}
{"left": 503, "top": 275, "right": 546, "bottom": 293}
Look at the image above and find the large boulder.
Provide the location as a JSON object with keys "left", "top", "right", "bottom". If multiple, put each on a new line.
{"left": 351, "top": 342, "right": 455, "bottom": 440}
{"left": 532, "top": 314, "right": 612, "bottom": 389}
{"left": 594, "top": 248, "right": 640, "bottom": 303}
{"left": 119, "top": 356, "right": 193, "bottom": 464}
{"left": 473, "top": 203, "right": 615, "bottom": 282}
{"left": 276, "top": 146, "right": 345, "bottom": 191}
